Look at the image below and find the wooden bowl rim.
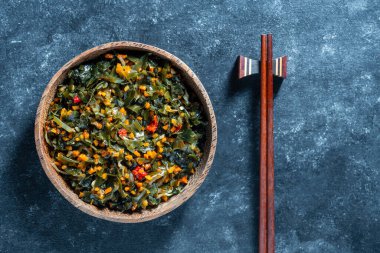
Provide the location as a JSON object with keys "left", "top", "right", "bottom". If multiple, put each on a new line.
{"left": 34, "top": 41, "right": 217, "bottom": 223}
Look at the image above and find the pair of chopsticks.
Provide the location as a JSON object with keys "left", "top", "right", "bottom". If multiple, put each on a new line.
{"left": 259, "top": 34, "right": 275, "bottom": 253}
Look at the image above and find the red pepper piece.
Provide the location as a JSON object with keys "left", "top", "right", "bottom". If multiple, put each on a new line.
{"left": 118, "top": 128, "right": 127, "bottom": 137}
{"left": 173, "top": 124, "right": 182, "bottom": 133}
{"left": 132, "top": 166, "right": 147, "bottom": 181}
{"left": 73, "top": 95, "right": 82, "bottom": 104}
{"left": 146, "top": 115, "right": 158, "bottom": 133}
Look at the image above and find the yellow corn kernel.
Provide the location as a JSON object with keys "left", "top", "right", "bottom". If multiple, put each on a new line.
{"left": 166, "top": 73, "right": 173, "bottom": 78}
{"left": 65, "top": 146, "right": 72, "bottom": 151}
{"left": 125, "top": 154, "right": 133, "bottom": 161}
{"left": 103, "top": 99, "right": 111, "bottom": 106}
{"left": 94, "top": 122, "right": 102, "bottom": 129}
{"left": 72, "top": 105, "right": 79, "bottom": 110}
{"left": 135, "top": 182, "right": 143, "bottom": 188}
{"left": 161, "top": 195, "right": 168, "bottom": 202}
{"left": 117, "top": 54, "right": 127, "bottom": 59}
{"left": 130, "top": 190, "right": 136, "bottom": 195}
{"left": 156, "top": 141, "right": 162, "bottom": 147}
{"left": 143, "top": 142, "right": 149, "bottom": 147}
{"left": 116, "top": 63, "right": 131, "bottom": 78}
{"left": 124, "top": 85, "right": 130, "bottom": 92}
{"left": 78, "top": 154, "right": 89, "bottom": 162}
{"left": 83, "top": 131, "right": 90, "bottom": 139}
{"left": 104, "top": 53, "right": 114, "bottom": 59}
{"left": 119, "top": 149, "right": 125, "bottom": 155}
{"left": 133, "top": 151, "right": 141, "bottom": 157}
{"left": 171, "top": 118, "right": 177, "bottom": 125}
{"left": 124, "top": 186, "right": 130, "bottom": 192}
{"left": 100, "top": 109, "right": 105, "bottom": 114}
{"left": 61, "top": 165, "right": 67, "bottom": 170}
{"left": 162, "top": 137, "right": 167, "bottom": 142}
{"left": 94, "top": 187, "right": 100, "bottom": 192}
{"left": 101, "top": 173, "right": 108, "bottom": 180}
{"left": 157, "top": 147, "right": 164, "bottom": 153}
{"left": 129, "top": 132, "right": 135, "bottom": 139}
{"left": 139, "top": 85, "right": 147, "bottom": 91}
{"left": 104, "top": 187, "right": 112, "bottom": 194}
{"left": 145, "top": 175, "right": 152, "bottom": 181}
{"left": 152, "top": 133, "right": 158, "bottom": 138}
{"left": 119, "top": 107, "right": 126, "bottom": 115}
{"left": 95, "top": 166, "right": 102, "bottom": 171}
{"left": 79, "top": 192, "right": 84, "bottom": 198}
{"left": 143, "top": 91, "right": 150, "bottom": 97}
{"left": 93, "top": 139, "right": 99, "bottom": 146}
{"left": 142, "top": 199, "right": 148, "bottom": 208}
{"left": 124, "top": 119, "right": 130, "bottom": 125}
{"left": 145, "top": 102, "right": 151, "bottom": 109}
{"left": 60, "top": 108, "right": 67, "bottom": 118}
{"left": 97, "top": 91, "right": 106, "bottom": 97}
{"left": 167, "top": 166, "right": 174, "bottom": 174}
{"left": 136, "top": 116, "right": 143, "bottom": 121}
{"left": 162, "top": 125, "right": 169, "bottom": 130}
{"left": 144, "top": 150, "right": 157, "bottom": 159}
{"left": 88, "top": 168, "right": 96, "bottom": 174}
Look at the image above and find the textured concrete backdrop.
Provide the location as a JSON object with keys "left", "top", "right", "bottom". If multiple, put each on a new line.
{"left": 0, "top": 0, "right": 379, "bottom": 252}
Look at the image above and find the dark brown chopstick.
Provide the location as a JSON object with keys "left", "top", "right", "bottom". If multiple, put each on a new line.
{"left": 266, "top": 34, "right": 275, "bottom": 253}
{"left": 259, "top": 34, "right": 268, "bottom": 253}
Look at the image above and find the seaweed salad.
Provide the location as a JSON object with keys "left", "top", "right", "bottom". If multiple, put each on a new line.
{"left": 44, "top": 53, "right": 206, "bottom": 212}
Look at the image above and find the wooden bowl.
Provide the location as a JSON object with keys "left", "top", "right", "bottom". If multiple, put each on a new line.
{"left": 34, "top": 42, "right": 217, "bottom": 223}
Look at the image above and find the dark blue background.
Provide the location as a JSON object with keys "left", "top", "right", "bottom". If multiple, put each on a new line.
{"left": 0, "top": 0, "right": 379, "bottom": 252}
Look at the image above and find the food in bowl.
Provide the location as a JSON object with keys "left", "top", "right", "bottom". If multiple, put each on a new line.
{"left": 44, "top": 52, "right": 206, "bottom": 212}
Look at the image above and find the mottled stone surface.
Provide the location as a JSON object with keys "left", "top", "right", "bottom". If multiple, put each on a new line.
{"left": 0, "top": 0, "right": 379, "bottom": 252}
